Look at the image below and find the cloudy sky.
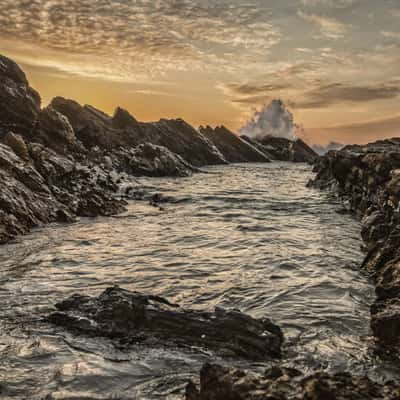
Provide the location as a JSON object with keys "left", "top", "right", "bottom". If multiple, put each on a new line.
{"left": 1, "top": 0, "right": 399, "bottom": 144}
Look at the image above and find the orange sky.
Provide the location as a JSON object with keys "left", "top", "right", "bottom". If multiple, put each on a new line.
{"left": 1, "top": 0, "right": 399, "bottom": 145}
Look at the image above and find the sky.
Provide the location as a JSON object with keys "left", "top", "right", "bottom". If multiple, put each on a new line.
{"left": 0, "top": 0, "right": 399, "bottom": 145}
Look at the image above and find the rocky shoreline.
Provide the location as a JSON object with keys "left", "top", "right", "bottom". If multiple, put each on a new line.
{"left": 2, "top": 53, "right": 400, "bottom": 399}
{"left": 0, "top": 54, "right": 317, "bottom": 245}
{"left": 309, "top": 140, "right": 400, "bottom": 352}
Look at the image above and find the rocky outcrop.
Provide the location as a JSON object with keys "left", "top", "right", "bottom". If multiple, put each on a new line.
{"left": 51, "top": 97, "right": 227, "bottom": 166}
{"left": 253, "top": 136, "right": 318, "bottom": 163}
{"left": 186, "top": 363, "right": 400, "bottom": 400}
{"left": 0, "top": 55, "right": 41, "bottom": 139}
{"left": 0, "top": 141, "right": 125, "bottom": 244}
{"left": 117, "top": 143, "right": 196, "bottom": 177}
{"left": 48, "top": 286, "right": 283, "bottom": 360}
{"left": 309, "top": 138, "right": 400, "bottom": 350}
{"left": 139, "top": 119, "right": 227, "bottom": 167}
{"left": 199, "top": 125, "right": 271, "bottom": 163}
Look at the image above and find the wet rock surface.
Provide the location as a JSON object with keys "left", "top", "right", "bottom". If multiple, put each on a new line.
{"left": 186, "top": 363, "right": 400, "bottom": 400}
{"left": 48, "top": 286, "right": 284, "bottom": 360}
{"left": 309, "top": 138, "right": 400, "bottom": 350}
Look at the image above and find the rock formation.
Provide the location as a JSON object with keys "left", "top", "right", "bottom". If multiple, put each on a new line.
{"left": 0, "top": 52, "right": 319, "bottom": 244}
{"left": 199, "top": 125, "right": 271, "bottom": 163}
{"left": 51, "top": 97, "right": 227, "bottom": 166}
{"left": 241, "top": 135, "right": 318, "bottom": 164}
{"left": 48, "top": 286, "right": 283, "bottom": 360}
{"left": 309, "top": 138, "right": 400, "bottom": 351}
{"left": 186, "top": 363, "right": 400, "bottom": 400}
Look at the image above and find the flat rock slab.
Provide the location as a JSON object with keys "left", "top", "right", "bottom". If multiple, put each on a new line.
{"left": 186, "top": 363, "right": 400, "bottom": 400}
{"left": 47, "top": 287, "right": 283, "bottom": 360}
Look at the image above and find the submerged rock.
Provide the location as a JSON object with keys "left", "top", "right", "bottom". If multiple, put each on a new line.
{"left": 186, "top": 363, "right": 400, "bottom": 400}
{"left": 48, "top": 286, "right": 283, "bottom": 360}
{"left": 309, "top": 138, "right": 400, "bottom": 351}
{"left": 199, "top": 125, "right": 271, "bottom": 163}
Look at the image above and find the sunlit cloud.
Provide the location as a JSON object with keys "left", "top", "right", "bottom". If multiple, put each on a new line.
{"left": 298, "top": 10, "right": 349, "bottom": 39}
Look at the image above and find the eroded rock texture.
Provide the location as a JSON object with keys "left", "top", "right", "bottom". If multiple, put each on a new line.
{"left": 186, "top": 363, "right": 400, "bottom": 400}
{"left": 309, "top": 139, "right": 400, "bottom": 350}
{"left": 48, "top": 287, "right": 283, "bottom": 360}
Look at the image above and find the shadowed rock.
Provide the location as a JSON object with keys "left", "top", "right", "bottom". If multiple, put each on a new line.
{"left": 255, "top": 136, "right": 318, "bottom": 163}
{"left": 51, "top": 97, "right": 227, "bottom": 167}
{"left": 186, "top": 363, "right": 400, "bottom": 400}
{"left": 0, "top": 55, "right": 41, "bottom": 138}
{"left": 0, "top": 142, "right": 126, "bottom": 244}
{"left": 199, "top": 125, "right": 271, "bottom": 163}
{"left": 48, "top": 286, "right": 283, "bottom": 360}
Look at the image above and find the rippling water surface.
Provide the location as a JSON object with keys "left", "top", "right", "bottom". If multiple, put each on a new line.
{"left": 0, "top": 163, "right": 379, "bottom": 399}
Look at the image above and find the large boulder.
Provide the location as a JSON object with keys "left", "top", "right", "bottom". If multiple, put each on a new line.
{"left": 199, "top": 125, "right": 271, "bottom": 163}
{"left": 48, "top": 286, "right": 283, "bottom": 360}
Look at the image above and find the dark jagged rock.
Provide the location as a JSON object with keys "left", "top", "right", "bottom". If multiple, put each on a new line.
{"left": 186, "top": 363, "right": 400, "bottom": 400}
{"left": 255, "top": 136, "right": 318, "bottom": 163}
{"left": 240, "top": 135, "right": 275, "bottom": 159}
{"left": 0, "top": 141, "right": 126, "bottom": 244}
{"left": 33, "top": 105, "right": 85, "bottom": 155}
{"left": 309, "top": 138, "right": 400, "bottom": 350}
{"left": 50, "top": 97, "right": 138, "bottom": 149}
{"left": 48, "top": 286, "right": 283, "bottom": 360}
{"left": 199, "top": 125, "right": 271, "bottom": 163}
{"left": 126, "top": 143, "right": 196, "bottom": 177}
{"left": 139, "top": 118, "right": 227, "bottom": 167}
{"left": 51, "top": 97, "right": 226, "bottom": 166}
{"left": 0, "top": 55, "right": 41, "bottom": 138}
{"left": 3, "top": 131, "right": 29, "bottom": 160}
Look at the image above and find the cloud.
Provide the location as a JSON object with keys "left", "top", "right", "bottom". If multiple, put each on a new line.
{"left": 294, "top": 82, "right": 400, "bottom": 108}
{"left": 298, "top": 11, "right": 348, "bottom": 39}
{"left": 300, "top": 0, "right": 356, "bottom": 8}
{"left": 223, "top": 82, "right": 291, "bottom": 96}
{"left": 381, "top": 31, "right": 400, "bottom": 40}
{"left": 0, "top": 0, "right": 281, "bottom": 80}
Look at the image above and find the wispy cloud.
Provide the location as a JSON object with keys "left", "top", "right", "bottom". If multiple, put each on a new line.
{"left": 0, "top": 0, "right": 281, "bottom": 80}
{"left": 295, "top": 82, "right": 400, "bottom": 108}
{"left": 298, "top": 11, "right": 349, "bottom": 39}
